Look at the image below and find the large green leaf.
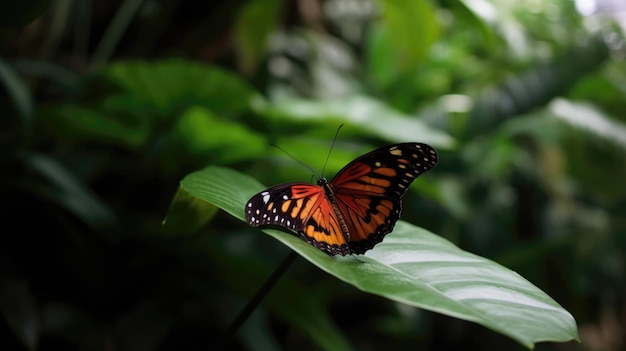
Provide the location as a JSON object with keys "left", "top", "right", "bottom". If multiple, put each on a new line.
{"left": 175, "top": 105, "right": 267, "bottom": 162}
{"left": 253, "top": 95, "right": 454, "bottom": 148}
{"left": 103, "top": 59, "right": 259, "bottom": 117}
{"left": 179, "top": 165, "right": 579, "bottom": 349}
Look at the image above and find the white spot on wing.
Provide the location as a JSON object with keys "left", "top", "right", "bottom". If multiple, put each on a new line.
{"left": 261, "top": 191, "right": 270, "bottom": 204}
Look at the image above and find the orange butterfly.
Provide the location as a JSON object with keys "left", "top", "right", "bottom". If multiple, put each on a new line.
{"left": 245, "top": 143, "right": 438, "bottom": 256}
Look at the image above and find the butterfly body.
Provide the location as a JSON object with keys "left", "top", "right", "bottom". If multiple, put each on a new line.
{"left": 245, "top": 143, "right": 438, "bottom": 256}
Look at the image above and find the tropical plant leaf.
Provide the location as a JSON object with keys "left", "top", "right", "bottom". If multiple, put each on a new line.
{"left": 103, "top": 59, "right": 259, "bottom": 117}
{"left": 550, "top": 98, "right": 626, "bottom": 151}
{"left": 367, "top": 0, "right": 440, "bottom": 88}
{"left": 37, "top": 104, "right": 150, "bottom": 148}
{"left": 175, "top": 105, "right": 267, "bottom": 162}
{"left": 467, "top": 36, "right": 610, "bottom": 138}
{"left": 253, "top": 95, "right": 455, "bottom": 148}
{"left": 179, "top": 165, "right": 579, "bottom": 349}
{"left": 23, "top": 152, "right": 117, "bottom": 230}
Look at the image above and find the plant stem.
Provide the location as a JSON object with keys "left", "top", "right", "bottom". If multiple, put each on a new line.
{"left": 90, "top": 0, "right": 144, "bottom": 70}
{"left": 222, "top": 250, "right": 299, "bottom": 347}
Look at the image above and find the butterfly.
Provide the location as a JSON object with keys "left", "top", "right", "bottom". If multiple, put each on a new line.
{"left": 245, "top": 143, "right": 438, "bottom": 256}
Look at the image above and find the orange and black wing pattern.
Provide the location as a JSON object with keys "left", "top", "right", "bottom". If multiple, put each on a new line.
{"left": 245, "top": 183, "right": 350, "bottom": 255}
{"left": 330, "top": 143, "right": 438, "bottom": 254}
{"left": 245, "top": 142, "right": 438, "bottom": 256}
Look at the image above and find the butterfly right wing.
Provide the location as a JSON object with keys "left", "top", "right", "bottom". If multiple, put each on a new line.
{"left": 245, "top": 183, "right": 350, "bottom": 255}
{"left": 330, "top": 143, "right": 439, "bottom": 254}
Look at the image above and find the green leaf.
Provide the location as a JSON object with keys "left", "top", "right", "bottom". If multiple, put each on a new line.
{"left": 179, "top": 164, "right": 353, "bottom": 350}
{"left": 180, "top": 165, "right": 579, "bottom": 349}
{"left": 175, "top": 105, "right": 267, "bottom": 162}
{"left": 453, "top": 0, "right": 499, "bottom": 48}
{"left": 38, "top": 104, "right": 150, "bottom": 149}
{"left": 103, "top": 59, "right": 259, "bottom": 117}
{"left": 364, "top": 23, "right": 396, "bottom": 90}
{"left": 367, "top": 0, "right": 441, "bottom": 88}
{"left": 253, "top": 95, "right": 455, "bottom": 148}
{"left": 23, "top": 152, "right": 117, "bottom": 230}
{"left": 376, "top": 0, "right": 440, "bottom": 64}
{"left": 162, "top": 186, "right": 218, "bottom": 236}
{"left": 180, "top": 166, "right": 258, "bottom": 220}
{"left": 550, "top": 98, "right": 626, "bottom": 151}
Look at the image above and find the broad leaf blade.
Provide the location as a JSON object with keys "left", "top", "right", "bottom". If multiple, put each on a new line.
{"left": 180, "top": 165, "right": 579, "bottom": 348}
{"left": 253, "top": 95, "right": 455, "bottom": 148}
{"left": 104, "top": 59, "right": 259, "bottom": 117}
{"left": 260, "top": 223, "right": 578, "bottom": 347}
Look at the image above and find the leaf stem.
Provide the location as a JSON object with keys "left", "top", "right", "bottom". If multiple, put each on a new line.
{"left": 223, "top": 250, "right": 299, "bottom": 347}
{"left": 90, "top": 0, "right": 144, "bottom": 70}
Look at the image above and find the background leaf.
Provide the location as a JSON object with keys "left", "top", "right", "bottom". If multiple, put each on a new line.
{"left": 367, "top": 0, "right": 441, "bottom": 88}
{"left": 254, "top": 95, "right": 455, "bottom": 148}
{"left": 104, "top": 60, "right": 259, "bottom": 117}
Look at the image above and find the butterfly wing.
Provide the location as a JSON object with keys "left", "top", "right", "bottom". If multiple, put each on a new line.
{"left": 330, "top": 143, "right": 438, "bottom": 254}
{"left": 245, "top": 143, "right": 438, "bottom": 256}
{"left": 245, "top": 183, "right": 351, "bottom": 255}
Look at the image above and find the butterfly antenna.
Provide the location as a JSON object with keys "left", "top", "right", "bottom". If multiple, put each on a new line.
{"left": 321, "top": 124, "right": 344, "bottom": 178}
{"left": 270, "top": 144, "right": 320, "bottom": 179}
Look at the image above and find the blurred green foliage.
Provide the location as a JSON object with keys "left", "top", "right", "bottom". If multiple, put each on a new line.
{"left": 1, "top": 0, "right": 625, "bottom": 350}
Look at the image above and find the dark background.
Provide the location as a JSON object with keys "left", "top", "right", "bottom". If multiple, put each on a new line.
{"left": 1, "top": 0, "right": 625, "bottom": 350}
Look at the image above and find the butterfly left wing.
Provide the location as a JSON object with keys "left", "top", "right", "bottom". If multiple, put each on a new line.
{"left": 245, "top": 183, "right": 351, "bottom": 255}
{"left": 331, "top": 143, "right": 438, "bottom": 254}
